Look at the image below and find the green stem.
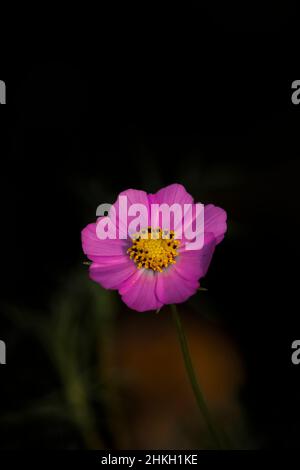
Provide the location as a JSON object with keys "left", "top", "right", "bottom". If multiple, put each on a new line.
{"left": 171, "top": 304, "right": 222, "bottom": 449}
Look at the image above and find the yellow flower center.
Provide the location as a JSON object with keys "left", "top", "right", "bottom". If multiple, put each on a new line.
{"left": 127, "top": 227, "right": 180, "bottom": 272}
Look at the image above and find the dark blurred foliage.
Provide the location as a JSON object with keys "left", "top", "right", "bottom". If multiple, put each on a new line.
{"left": 0, "top": 6, "right": 300, "bottom": 449}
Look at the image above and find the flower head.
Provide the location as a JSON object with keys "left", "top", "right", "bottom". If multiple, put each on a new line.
{"left": 81, "top": 184, "right": 227, "bottom": 312}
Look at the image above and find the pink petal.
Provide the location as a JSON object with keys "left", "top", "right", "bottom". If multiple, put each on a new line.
{"left": 81, "top": 223, "right": 129, "bottom": 261}
{"left": 89, "top": 257, "right": 137, "bottom": 290}
{"left": 176, "top": 233, "right": 216, "bottom": 281}
{"left": 175, "top": 202, "right": 204, "bottom": 248}
{"left": 149, "top": 183, "right": 194, "bottom": 231}
{"left": 150, "top": 183, "right": 194, "bottom": 206}
{"left": 156, "top": 267, "right": 199, "bottom": 305}
{"left": 119, "top": 269, "right": 163, "bottom": 312}
{"left": 204, "top": 204, "right": 227, "bottom": 244}
{"left": 112, "top": 188, "right": 151, "bottom": 237}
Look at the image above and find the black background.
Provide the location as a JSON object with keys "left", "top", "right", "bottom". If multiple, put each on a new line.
{"left": 0, "top": 6, "right": 300, "bottom": 449}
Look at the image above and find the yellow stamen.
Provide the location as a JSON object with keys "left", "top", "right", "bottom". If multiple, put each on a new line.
{"left": 127, "top": 227, "right": 180, "bottom": 272}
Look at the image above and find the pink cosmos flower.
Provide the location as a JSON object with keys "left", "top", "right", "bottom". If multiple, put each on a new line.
{"left": 81, "top": 184, "right": 227, "bottom": 312}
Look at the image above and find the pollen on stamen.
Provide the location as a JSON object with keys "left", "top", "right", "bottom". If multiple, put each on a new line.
{"left": 127, "top": 227, "right": 180, "bottom": 272}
